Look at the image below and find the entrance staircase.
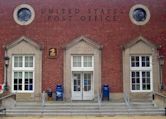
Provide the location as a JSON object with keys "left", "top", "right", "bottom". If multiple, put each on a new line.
{"left": 5, "top": 101, "right": 165, "bottom": 116}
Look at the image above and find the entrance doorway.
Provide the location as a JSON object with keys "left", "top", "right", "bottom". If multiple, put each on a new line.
{"left": 72, "top": 72, "right": 93, "bottom": 100}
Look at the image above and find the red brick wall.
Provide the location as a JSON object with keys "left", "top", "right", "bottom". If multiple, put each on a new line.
{"left": 0, "top": 0, "right": 166, "bottom": 92}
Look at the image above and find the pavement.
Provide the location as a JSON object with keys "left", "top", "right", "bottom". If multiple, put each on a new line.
{"left": 0, "top": 116, "right": 166, "bottom": 119}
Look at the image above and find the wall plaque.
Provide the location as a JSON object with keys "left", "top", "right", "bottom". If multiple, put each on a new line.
{"left": 49, "top": 48, "right": 57, "bottom": 58}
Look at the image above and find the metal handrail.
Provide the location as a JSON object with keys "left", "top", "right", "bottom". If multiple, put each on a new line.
{"left": 0, "top": 93, "right": 15, "bottom": 116}
{"left": 97, "top": 93, "right": 102, "bottom": 116}
{"left": 98, "top": 93, "right": 101, "bottom": 108}
{"left": 41, "top": 91, "right": 45, "bottom": 113}
{"left": 0, "top": 93, "right": 15, "bottom": 101}
{"left": 153, "top": 92, "right": 166, "bottom": 116}
{"left": 123, "top": 92, "right": 130, "bottom": 108}
{"left": 70, "top": 97, "right": 73, "bottom": 115}
{"left": 153, "top": 92, "right": 166, "bottom": 106}
{"left": 153, "top": 92, "right": 166, "bottom": 98}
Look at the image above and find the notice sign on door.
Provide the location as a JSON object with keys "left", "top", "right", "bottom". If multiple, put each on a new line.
{"left": 49, "top": 48, "right": 57, "bottom": 58}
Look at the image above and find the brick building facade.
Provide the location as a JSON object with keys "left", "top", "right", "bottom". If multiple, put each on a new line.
{"left": 0, "top": 0, "right": 166, "bottom": 101}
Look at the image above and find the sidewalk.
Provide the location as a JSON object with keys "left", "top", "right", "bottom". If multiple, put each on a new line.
{"left": 0, "top": 116, "right": 166, "bottom": 119}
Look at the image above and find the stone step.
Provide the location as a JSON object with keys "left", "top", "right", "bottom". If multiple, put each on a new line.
{"left": 6, "top": 110, "right": 165, "bottom": 116}
{"left": 11, "top": 102, "right": 156, "bottom": 111}
{"left": 7, "top": 107, "right": 164, "bottom": 112}
{"left": 6, "top": 101, "right": 164, "bottom": 116}
{"left": 13, "top": 106, "right": 155, "bottom": 110}
{"left": 13, "top": 105, "right": 155, "bottom": 109}
{"left": 15, "top": 102, "right": 127, "bottom": 106}
{"left": 15, "top": 102, "right": 154, "bottom": 107}
{"left": 7, "top": 108, "right": 164, "bottom": 115}
{"left": 130, "top": 102, "right": 154, "bottom": 106}
{"left": 15, "top": 101, "right": 153, "bottom": 104}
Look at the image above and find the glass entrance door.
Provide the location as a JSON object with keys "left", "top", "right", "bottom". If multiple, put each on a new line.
{"left": 72, "top": 72, "right": 93, "bottom": 100}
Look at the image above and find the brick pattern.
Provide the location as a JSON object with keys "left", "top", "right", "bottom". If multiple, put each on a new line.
{"left": 0, "top": 0, "right": 166, "bottom": 92}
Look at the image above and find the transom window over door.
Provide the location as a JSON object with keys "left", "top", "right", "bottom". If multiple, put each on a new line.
{"left": 71, "top": 55, "right": 94, "bottom": 71}
{"left": 12, "top": 55, "right": 34, "bottom": 93}
{"left": 130, "top": 55, "right": 152, "bottom": 92}
{"left": 72, "top": 55, "right": 93, "bottom": 71}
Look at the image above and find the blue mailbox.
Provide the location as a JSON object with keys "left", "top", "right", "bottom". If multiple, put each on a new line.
{"left": 102, "top": 84, "right": 110, "bottom": 101}
{"left": 55, "top": 84, "right": 63, "bottom": 100}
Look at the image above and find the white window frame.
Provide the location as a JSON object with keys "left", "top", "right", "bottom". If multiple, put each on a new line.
{"left": 12, "top": 55, "right": 35, "bottom": 93}
{"left": 130, "top": 55, "right": 153, "bottom": 92}
{"left": 71, "top": 55, "right": 94, "bottom": 71}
